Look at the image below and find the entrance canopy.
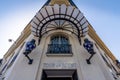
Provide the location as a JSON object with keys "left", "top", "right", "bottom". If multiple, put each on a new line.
{"left": 31, "top": 4, "right": 89, "bottom": 44}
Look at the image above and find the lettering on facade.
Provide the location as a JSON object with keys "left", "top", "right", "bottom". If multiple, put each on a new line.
{"left": 43, "top": 63, "right": 76, "bottom": 69}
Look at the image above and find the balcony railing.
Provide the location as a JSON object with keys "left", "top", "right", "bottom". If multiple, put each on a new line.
{"left": 47, "top": 44, "right": 72, "bottom": 54}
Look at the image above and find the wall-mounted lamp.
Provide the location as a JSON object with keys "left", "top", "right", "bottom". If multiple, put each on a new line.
{"left": 8, "top": 39, "right": 14, "bottom": 42}
{"left": 8, "top": 39, "right": 16, "bottom": 44}
{"left": 83, "top": 38, "right": 96, "bottom": 64}
{"left": 115, "top": 60, "right": 120, "bottom": 68}
{"left": 23, "top": 39, "right": 36, "bottom": 64}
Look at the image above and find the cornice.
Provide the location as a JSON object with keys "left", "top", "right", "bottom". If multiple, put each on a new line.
{"left": 50, "top": 0, "right": 70, "bottom": 6}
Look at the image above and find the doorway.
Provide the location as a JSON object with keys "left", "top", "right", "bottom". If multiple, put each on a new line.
{"left": 41, "top": 70, "right": 78, "bottom": 80}
{"left": 47, "top": 77, "right": 71, "bottom": 80}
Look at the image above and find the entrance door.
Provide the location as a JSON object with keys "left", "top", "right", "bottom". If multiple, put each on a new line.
{"left": 47, "top": 77, "right": 72, "bottom": 80}
{"left": 41, "top": 70, "right": 78, "bottom": 80}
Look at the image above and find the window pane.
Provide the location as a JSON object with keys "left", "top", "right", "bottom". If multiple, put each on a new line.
{"left": 51, "top": 36, "right": 59, "bottom": 44}
{"left": 60, "top": 36, "right": 68, "bottom": 44}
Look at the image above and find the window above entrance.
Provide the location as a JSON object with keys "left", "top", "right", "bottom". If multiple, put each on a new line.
{"left": 47, "top": 35, "right": 72, "bottom": 55}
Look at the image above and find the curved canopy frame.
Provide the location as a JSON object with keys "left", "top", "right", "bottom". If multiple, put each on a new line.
{"left": 31, "top": 4, "right": 89, "bottom": 45}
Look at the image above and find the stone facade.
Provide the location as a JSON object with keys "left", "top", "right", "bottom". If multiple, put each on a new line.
{"left": 0, "top": 0, "right": 120, "bottom": 80}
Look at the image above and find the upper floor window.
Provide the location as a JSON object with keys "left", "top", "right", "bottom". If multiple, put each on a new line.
{"left": 47, "top": 34, "right": 72, "bottom": 54}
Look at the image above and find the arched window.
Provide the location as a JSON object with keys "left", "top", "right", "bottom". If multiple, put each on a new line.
{"left": 47, "top": 35, "right": 72, "bottom": 54}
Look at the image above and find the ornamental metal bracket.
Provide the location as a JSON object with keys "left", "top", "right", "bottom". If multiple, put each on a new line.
{"left": 86, "top": 52, "right": 96, "bottom": 64}
{"left": 23, "top": 52, "right": 33, "bottom": 64}
{"left": 117, "top": 73, "right": 120, "bottom": 75}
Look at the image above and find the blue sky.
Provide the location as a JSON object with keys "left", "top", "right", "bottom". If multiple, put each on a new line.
{"left": 0, "top": 0, "right": 120, "bottom": 60}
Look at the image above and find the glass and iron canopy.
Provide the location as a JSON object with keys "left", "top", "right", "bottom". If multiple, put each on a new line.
{"left": 31, "top": 4, "right": 89, "bottom": 44}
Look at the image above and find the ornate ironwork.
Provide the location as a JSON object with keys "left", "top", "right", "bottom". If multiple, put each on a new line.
{"left": 31, "top": 4, "right": 89, "bottom": 45}
{"left": 47, "top": 44, "right": 72, "bottom": 54}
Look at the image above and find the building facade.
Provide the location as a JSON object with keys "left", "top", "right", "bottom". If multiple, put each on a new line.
{"left": 0, "top": 0, "right": 120, "bottom": 80}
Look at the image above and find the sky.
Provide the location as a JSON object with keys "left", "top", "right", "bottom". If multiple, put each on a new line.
{"left": 0, "top": 0, "right": 120, "bottom": 60}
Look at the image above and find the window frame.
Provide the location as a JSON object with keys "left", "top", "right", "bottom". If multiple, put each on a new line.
{"left": 46, "top": 34, "right": 72, "bottom": 56}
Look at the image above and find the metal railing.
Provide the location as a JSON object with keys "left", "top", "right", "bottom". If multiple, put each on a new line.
{"left": 47, "top": 44, "right": 72, "bottom": 54}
